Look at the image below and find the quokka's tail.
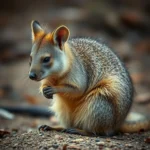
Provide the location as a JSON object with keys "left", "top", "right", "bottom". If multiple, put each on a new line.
{"left": 119, "top": 112, "right": 150, "bottom": 133}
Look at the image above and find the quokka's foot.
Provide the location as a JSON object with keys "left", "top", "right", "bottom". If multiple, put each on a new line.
{"left": 38, "top": 125, "right": 53, "bottom": 132}
{"left": 38, "top": 125, "right": 64, "bottom": 133}
{"left": 62, "top": 128, "right": 92, "bottom": 136}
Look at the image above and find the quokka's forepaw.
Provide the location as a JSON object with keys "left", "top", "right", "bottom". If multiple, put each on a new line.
{"left": 43, "top": 86, "right": 54, "bottom": 99}
{"left": 38, "top": 125, "right": 53, "bottom": 132}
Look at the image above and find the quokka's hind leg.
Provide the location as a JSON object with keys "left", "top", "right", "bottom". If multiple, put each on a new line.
{"left": 62, "top": 128, "right": 116, "bottom": 137}
{"left": 38, "top": 125, "right": 93, "bottom": 136}
{"left": 74, "top": 88, "right": 119, "bottom": 136}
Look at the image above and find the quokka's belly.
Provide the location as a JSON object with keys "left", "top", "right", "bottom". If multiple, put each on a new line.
{"left": 50, "top": 94, "right": 80, "bottom": 128}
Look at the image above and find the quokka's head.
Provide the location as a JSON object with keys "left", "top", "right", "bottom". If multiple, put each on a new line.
{"left": 29, "top": 20, "right": 70, "bottom": 81}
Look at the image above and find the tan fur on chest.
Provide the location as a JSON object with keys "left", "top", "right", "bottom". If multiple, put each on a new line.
{"left": 50, "top": 94, "right": 82, "bottom": 128}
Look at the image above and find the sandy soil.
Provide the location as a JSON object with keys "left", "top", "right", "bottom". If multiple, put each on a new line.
{"left": 0, "top": 114, "right": 150, "bottom": 150}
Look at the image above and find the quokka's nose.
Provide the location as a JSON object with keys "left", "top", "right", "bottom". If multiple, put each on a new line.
{"left": 29, "top": 72, "right": 37, "bottom": 80}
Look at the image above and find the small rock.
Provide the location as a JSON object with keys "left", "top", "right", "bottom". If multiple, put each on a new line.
{"left": 52, "top": 144, "right": 59, "bottom": 149}
{"left": 67, "top": 144, "right": 81, "bottom": 150}
{"left": 95, "top": 139, "right": 100, "bottom": 142}
{"left": 105, "top": 138, "right": 111, "bottom": 142}
{"left": 72, "top": 138, "right": 84, "bottom": 143}
{"left": 110, "top": 143, "right": 116, "bottom": 147}
{"left": 12, "top": 128, "right": 18, "bottom": 133}
{"left": 41, "top": 146, "right": 48, "bottom": 150}
{"left": 54, "top": 134, "right": 63, "bottom": 140}
{"left": 104, "top": 148, "right": 111, "bottom": 150}
{"left": 13, "top": 143, "right": 18, "bottom": 147}
{"left": 96, "top": 141, "right": 105, "bottom": 146}
{"left": 39, "top": 133, "right": 44, "bottom": 136}
{"left": 125, "top": 143, "right": 133, "bottom": 148}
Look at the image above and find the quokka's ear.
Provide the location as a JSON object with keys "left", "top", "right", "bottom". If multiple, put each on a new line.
{"left": 31, "top": 20, "right": 45, "bottom": 42}
{"left": 52, "top": 25, "right": 70, "bottom": 50}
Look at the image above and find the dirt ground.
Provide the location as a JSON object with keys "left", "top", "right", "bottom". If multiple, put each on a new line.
{"left": 0, "top": 113, "right": 150, "bottom": 150}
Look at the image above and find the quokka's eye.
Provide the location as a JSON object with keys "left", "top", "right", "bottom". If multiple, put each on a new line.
{"left": 43, "top": 57, "right": 50, "bottom": 63}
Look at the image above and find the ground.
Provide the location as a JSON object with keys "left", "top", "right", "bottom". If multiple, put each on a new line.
{"left": 0, "top": 114, "right": 150, "bottom": 150}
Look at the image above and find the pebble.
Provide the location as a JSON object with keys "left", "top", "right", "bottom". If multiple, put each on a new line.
{"left": 72, "top": 138, "right": 84, "bottom": 143}
{"left": 52, "top": 144, "right": 59, "bottom": 149}
{"left": 95, "top": 139, "right": 100, "bottom": 142}
{"left": 69, "top": 136, "right": 73, "bottom": 138}
{"left": 13, "top": 143, "right": 18, "bottom": 147}
{"left": 110, "top": 143, "right": 116, "bottom": 147}
{"left": 54, "top": 134, "right": 63, "bottom": 140}
{"left": 96, "top": 141, "right": 105, "bottom": 146}
{"left": 42, "top": 146, "right": 48, "bottom": 150}
{"left": 67, "top": 144, "right": 81, "bottom": 150}
{"left": 104, "top": 148, "right": 111, "bottom": 150}
{"left": 125, "top": 143, "right": 133, "bottom": 148}
{"left": 105, "top": 138, "right": 111, "bottom": 142}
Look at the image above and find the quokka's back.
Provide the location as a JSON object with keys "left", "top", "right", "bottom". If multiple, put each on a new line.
{"left": 68, "top": 37, "right": 133, "bottom": 95}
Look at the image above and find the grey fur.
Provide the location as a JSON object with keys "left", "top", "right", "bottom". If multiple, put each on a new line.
{"left": 62, "top": 37, "right": 134, "bottom": 134}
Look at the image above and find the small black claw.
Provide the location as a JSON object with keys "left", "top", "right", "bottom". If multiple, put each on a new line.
{"left": 62, "top": 128, "right": 81, "bottom": 135}
{"left": 43, "top": 86, "right": 53, "bottom": 99}
{"left": 38, "top": 125, "right": 53, "bottom": 132}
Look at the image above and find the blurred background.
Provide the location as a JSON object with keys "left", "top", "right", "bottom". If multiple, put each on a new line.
{"left": 0, "top": 0, "right": 150, "bottom": 130}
